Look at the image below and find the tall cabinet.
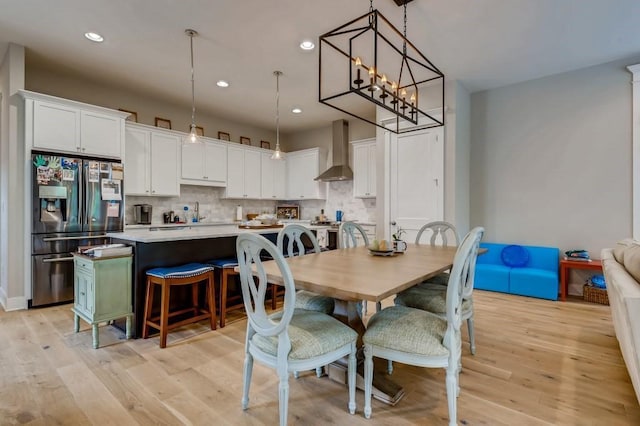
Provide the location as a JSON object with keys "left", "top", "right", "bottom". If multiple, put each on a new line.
{"left": 351, "top": 138, "right": 376, "bottom": 198}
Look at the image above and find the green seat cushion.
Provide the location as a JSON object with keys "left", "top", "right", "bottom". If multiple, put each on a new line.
{"left": 252, "top": 309, "right": 357, "bottom": 360}
{"left": 424, "top": 272, "right": 450, "bottom": 286}
{"left": 363, "top": 306, "right": 448, "bottom": 357}
{"left": 395, "top": 282, "right": 472, "bottom": 315}
{"left": 294, "top": 290, "right": 335, "bottom": 314}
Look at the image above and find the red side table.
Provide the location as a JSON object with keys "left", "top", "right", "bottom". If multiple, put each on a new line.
{"left": 559, "top": 258, "right": 602, "bottom": 301}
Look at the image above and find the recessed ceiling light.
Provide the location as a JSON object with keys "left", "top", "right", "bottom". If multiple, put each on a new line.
{"left": 216, "top": 80, "right": 229, "bottom": 88}
{"left": 299, "top": 40, "right": 315, "bottom": 51}
{"left": 292, "top": 107, "right": 303, "bottom": 114}
{"left": 84, "top": 32, "right": 104, "bottom": 43}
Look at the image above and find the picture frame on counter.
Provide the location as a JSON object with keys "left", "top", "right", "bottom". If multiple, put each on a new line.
{"left": 218, "top": 131, "right": 230, "bottom": 141}
{"left": 260, "top": 140, "right": 271, "bottom": 149}
{"left": 240, "top": 136, "right": 251, "bottom": 145}
{"left": 155, "top": 117, "right": 172, "bottom": 129}
{"left": 118, "top": 109, "right": 137, "bottom": 122}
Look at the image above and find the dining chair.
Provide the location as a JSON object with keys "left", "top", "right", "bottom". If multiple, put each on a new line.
{"left": 337, "top": 221, "right": 380, "bottom": 314}
{"left": 415, "top": 221, "right": 460, "bottom": 285}
{"left": 236, "top": 233, "right": 357, "bottom": 426}
{"left": 363, "top": 227, "right": 484, "bottom": 425}
{"left": 276, "top": 224, "right": 335, "bottom": 315}
{"left": 394, "top": 221, "right": 478, "bottom": 369}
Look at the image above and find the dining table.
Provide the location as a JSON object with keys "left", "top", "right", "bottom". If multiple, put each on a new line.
{"left": 258, "top": 242, "right": 460, "bottom": 405}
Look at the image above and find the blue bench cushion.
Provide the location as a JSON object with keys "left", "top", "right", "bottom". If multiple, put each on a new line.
{"left": 207, "top": 257, "right": 239, "bottom": 269}
{"left": 147, "top": 263, "right": 214, "bottom": 279}
{"left": 510, "top": 268, "right": 558, "bottom": 300}
{"left": 475, "top": 264, "right": 510, "bottom": 293}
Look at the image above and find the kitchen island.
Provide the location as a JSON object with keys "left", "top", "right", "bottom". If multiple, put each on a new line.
{"left": 108, "top": 223, "right": 328, "bottom": 337}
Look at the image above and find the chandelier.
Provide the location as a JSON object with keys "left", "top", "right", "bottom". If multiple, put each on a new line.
{"left": 186, "top": 29, "right": 200, "bottom": 143}
{"left": 271, "top": 71, "right": 283, "bottom": 160}
{"left": 319, "top": 0, "right": 444, "bottom": 133}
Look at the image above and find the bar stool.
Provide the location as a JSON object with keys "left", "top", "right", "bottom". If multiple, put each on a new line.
{"left": 208, "top": 257, "right": 243, "bottom": 328}
{"left": 143, "top": 263, "right": 216, "bottom": 348}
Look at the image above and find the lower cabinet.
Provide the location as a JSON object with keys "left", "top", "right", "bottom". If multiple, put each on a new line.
{"left": 72, "top": 253, "right": 133, "bottom": 348}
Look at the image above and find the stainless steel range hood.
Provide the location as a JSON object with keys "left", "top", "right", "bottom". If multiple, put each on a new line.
{"left": 314, "top": 119, "right": 353, "bottom": 181}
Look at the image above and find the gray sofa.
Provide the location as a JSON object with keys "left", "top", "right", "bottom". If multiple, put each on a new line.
{"left": 602, "top": 240, "right": 640, "bottom": 405}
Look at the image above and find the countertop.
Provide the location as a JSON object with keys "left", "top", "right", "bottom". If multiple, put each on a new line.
{"left": 109, "top": 223, "right": 331, "bottom": 243}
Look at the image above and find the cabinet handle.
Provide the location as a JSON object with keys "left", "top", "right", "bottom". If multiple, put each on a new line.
{"left": 82, "top": 148, "right": 86, "bottom": 152}
{"left": 43, "top": 235, "right": 107, "bottom": 242}
{"left": 80, "top": 292, "right": 85, "bottom": 296}
{"left": 152, "top": 190, "right": 156, "bottom": 193}
{"left": 43, "top": 256, "right": 75, "bottom": 263}
{"left": 145, "top": 190, "right": 149, "bottom": 193}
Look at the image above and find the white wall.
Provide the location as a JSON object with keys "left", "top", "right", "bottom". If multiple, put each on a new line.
{"left": 0, "top": 44, "right": 25, "bottom": 310}
{"left": 470, "top": 57, "right": 637, "bottom": 256}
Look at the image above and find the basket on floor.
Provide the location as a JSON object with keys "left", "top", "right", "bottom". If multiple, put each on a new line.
{"left": 583, "top": 284, "right": 609, "bottom": 305}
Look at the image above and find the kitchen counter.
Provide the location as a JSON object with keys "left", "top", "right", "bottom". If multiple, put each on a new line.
{"left": 108, "top": 224, "right": 330, "bottom": 243}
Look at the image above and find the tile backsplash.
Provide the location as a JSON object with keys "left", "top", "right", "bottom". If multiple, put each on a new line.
{"left": 125, "top": 181, "right": 376, "bottom": 225}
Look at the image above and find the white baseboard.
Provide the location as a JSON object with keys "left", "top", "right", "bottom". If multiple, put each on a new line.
{"left": 0, "top": 287, "right": 27, "bottom": 311}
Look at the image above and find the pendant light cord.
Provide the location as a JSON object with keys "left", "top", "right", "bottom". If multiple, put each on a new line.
{"left": 274, "top": 71, "right": 282, "bottom": 152}
{"left": 187, "top": 29, "right": 198, "bottom": 132}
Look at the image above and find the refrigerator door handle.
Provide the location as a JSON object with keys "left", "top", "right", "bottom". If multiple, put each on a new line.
{"left": 78, "top": 160, "right": 84, "bottom": 227}
{"left": 42, "top": 256, "right": 75, "bottom": 263}
{"left": 42, "top": 235, "right": 108, "bottom": 242}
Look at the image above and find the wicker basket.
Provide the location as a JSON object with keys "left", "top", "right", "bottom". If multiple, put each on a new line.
{"left": 583, "top": 284, "right": 609, "bottom": 305}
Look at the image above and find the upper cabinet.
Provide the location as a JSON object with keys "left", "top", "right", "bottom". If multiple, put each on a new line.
{"left": 352, "top": 138, "right": 376, "bottom": 198}
{"left": 225, "top": 145, "right": 262, "bottom": 199}
{"left": 20, "top": 90, "right": 127, "bottom": 159}
{"left": 261, "top": 152, "right": 287, "bottom": 200}
{"left": 286, "top": 147, "right": 327, "bottom": 200}
{"left": 124, "top": 123, "right": 180, "bottom": 196}
{"left": 181, "top": 139, "right": 227, "bottom": 187}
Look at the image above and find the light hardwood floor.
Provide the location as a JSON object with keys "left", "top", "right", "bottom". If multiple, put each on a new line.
{"left": 0, "top": 291, "right": 638, "bottom": 425}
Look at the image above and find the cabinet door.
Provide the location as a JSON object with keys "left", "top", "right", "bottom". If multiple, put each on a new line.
{"left": 286, "top": 156, "right": 305, "bottom": 199}
{"left": 243, "top": 150, "right": 262, "bottom": 199}
{"left": 273, "top": 157, "right": 287, "bottom": 199}
{"left": 181, "top": 142, "right": 205, "bottom": 180}
{"left": 33, "top": 100, "right": 80, "bottom": 153}
{"left": 150, "top": 132, "right": 180, "bottom": 196}
{"left": 261, "top": 152, "right": 275, "bottom": 199}
{"left": 80, "top": 111, "right": 122, "bottom": 158}
{"left": 75, "top": 269, "right": 90, "bottom": 316}
{"left": 124, "top": 127, "right": 150, "bottom": 195}
{"left": 353, "top": 143, "right": 370, "bottom": 198}
{"left": 226, "top": 146, "right": 246, "bottom": 198}
{"left": 297, "top": 151, "right": 322, "bottom": 199}
{"left": 203, "top": 141, "right": 227, "bottom": 185}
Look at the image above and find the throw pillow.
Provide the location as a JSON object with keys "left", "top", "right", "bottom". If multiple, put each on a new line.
{"left": 501, "top": 245, "right": 530, "bottom": 268}
{"left": 623, "top": 244, "right": 640, "bottom": 283}
{"left": 613, "top": 245, "right": 626, "bottom": 264}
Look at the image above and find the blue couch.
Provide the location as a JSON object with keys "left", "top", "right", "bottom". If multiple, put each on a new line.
{"left": 475, "top": 242, "right": 559, "bottom": 300}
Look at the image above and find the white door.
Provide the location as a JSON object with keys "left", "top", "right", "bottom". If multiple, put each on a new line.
{"left": 388, "top": 128, "right": 444, "bottom": 243}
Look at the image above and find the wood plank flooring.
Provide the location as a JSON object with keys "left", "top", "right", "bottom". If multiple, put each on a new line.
{"left": 0, "top": 291, "right": 638, "bottom": 425}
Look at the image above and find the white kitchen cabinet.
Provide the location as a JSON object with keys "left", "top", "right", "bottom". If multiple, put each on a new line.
{"left": 225, "top": 145, "right": 261, "bottom": 199}
{"left": 286, "top": 148, "right": 327, "bottom": 200}
{"left": 20, "top": 90, "right": 126, "bottom": 158}
{"left": 124, "top": 123, "right": 180, "bottom": 196}
{"left": 261, "top": 151, "right": 287, "bottom": 200}
{"left": 352, "top": 138, "right": 376, "bottom": 198}
{"left": 181, "top": 139, "right": 227, "bottom": 187}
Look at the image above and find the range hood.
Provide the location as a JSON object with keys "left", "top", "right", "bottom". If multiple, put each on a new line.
{"left": 314, "top": 119, "right": 353, "bottom": 182}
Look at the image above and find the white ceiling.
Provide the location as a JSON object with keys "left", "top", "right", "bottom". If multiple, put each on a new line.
{"left": 2, "top": 0, "right": 640, "bottom": 133}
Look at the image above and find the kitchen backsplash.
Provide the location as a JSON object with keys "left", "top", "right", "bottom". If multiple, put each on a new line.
{"left": 125, "top": 181, "right": 376, "bottom": 225}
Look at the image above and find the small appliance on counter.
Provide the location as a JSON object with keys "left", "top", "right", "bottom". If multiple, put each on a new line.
{"left": 134, "top": 204, "right": 152, "bottom": 225}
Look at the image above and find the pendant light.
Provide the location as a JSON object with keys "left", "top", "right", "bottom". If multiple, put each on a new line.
{"left": 186, "top": 29, "right": 200, "bottom": 143}
{"left": 271, "top": 70, "right": 283, "bottom": 160}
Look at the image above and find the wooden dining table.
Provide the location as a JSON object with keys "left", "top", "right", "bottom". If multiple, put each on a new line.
{"left": 259, "top": 243, "right": 460, "bottom": 405}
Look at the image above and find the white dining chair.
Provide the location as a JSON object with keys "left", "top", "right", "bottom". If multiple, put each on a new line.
{"left": 415, "top": 221, "right": 460, "bottom": 285}
{"left": 363, "top": 227, "right": 484, "bottom": 425}
{"left": 395, "top": 221, "right": 479, "bottom": 357}
{"left": 276, "top": 224, "right": 335, "bottom": 315}
{"left": 236, "top": 233, "right": 357, "bottom": 426}
{"left": 337, "top": 221, "right": 380, "bottom": 314}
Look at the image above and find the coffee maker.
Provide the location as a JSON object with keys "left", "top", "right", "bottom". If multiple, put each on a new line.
{"left": 134, "top": 204, "right": 152, "bottom": 224}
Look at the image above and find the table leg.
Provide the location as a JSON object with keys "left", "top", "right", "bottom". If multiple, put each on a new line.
{"left": 329, "top": 299, "right": 405, "bottom": 406}
{"left": 560, "top": 264, "right": 568, "bottom": 301}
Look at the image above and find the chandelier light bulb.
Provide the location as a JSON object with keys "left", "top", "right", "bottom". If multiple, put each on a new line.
{"left": 410, "top": 92, "right": 416, "bottom": 105}
{"left": 355, "top": 56, "right": 362, "bottom": 67}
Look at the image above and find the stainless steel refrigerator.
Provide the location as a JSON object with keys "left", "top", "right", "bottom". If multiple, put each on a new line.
{"left": 30, "top": 153, "right": 124, "bottom": 307}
